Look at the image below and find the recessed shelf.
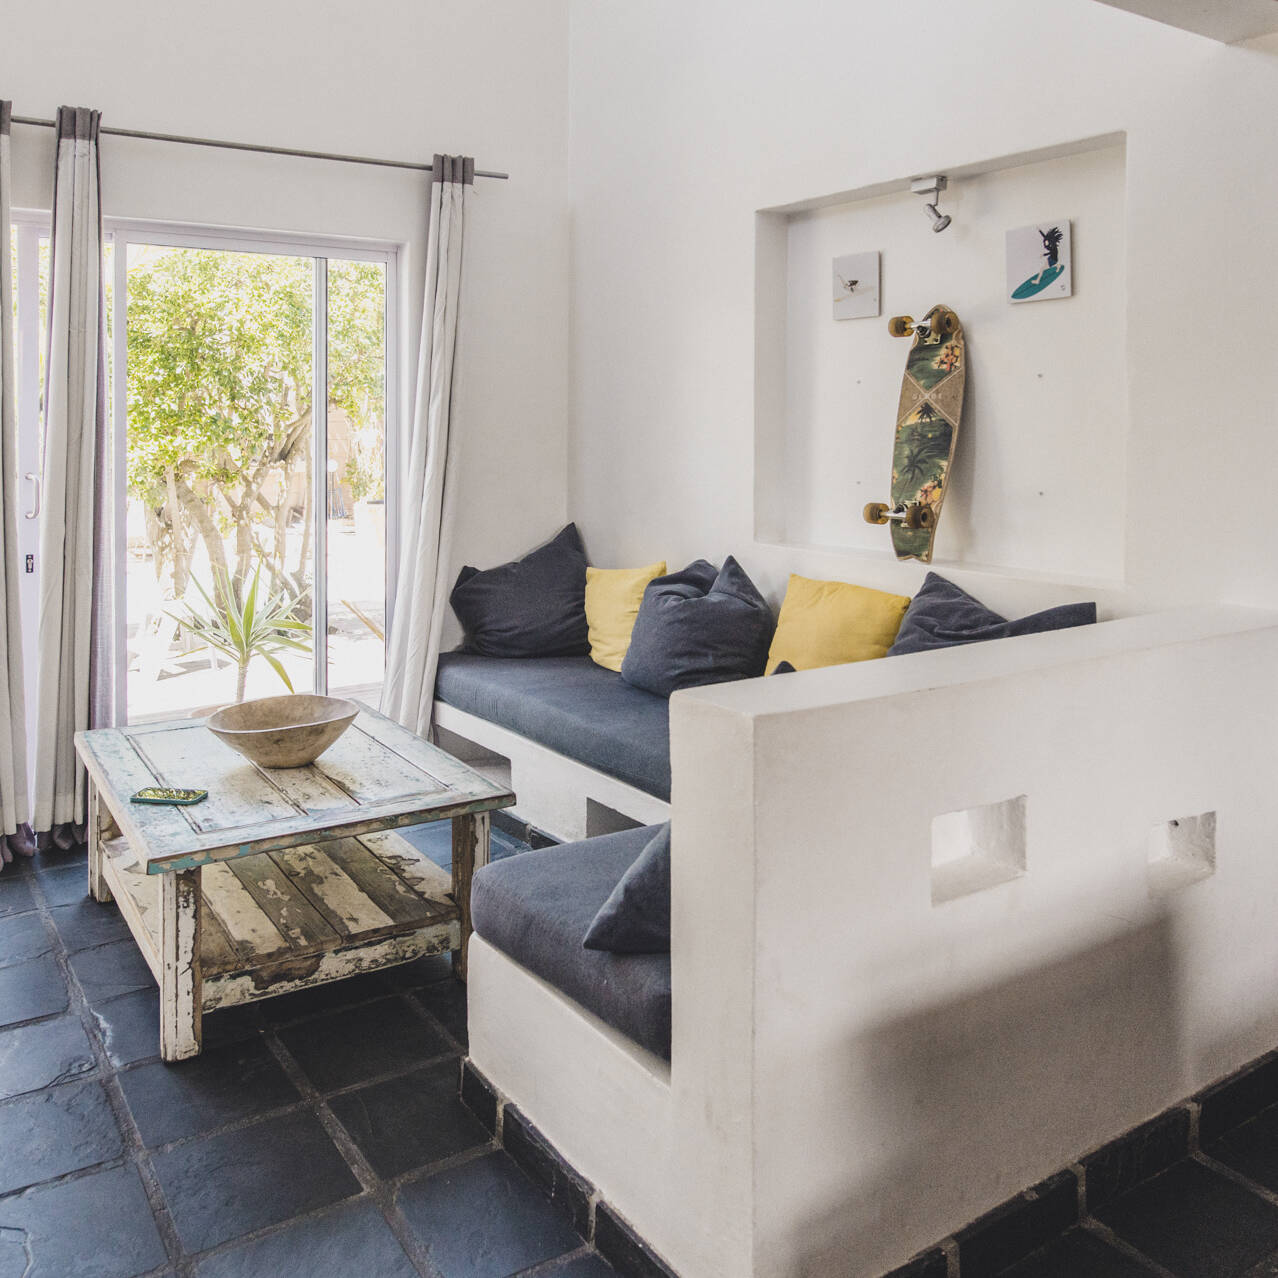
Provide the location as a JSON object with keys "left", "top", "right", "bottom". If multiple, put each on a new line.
{"left": 1147, "top": 811, "right": 1216, "bottom": 896}
{"left": 931, "top": 795, "right": 1027, "bottom": 906}
{"left": 754, "top": 134, "right": 1128, "bottom": 583}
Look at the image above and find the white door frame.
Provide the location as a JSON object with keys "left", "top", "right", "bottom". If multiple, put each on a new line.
{"left": 104, "top": 219, "right": 401, "bottom": 721}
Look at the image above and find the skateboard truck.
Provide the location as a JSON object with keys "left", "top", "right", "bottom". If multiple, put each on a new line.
{"left": 863, "top": 502, "right": 935, "bottom": 530}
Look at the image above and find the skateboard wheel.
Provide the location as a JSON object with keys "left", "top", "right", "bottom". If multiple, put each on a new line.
{"left": 903, "top": 504, "right": 934, "bottom": 531}
{"left": 933, "top": 309, "right": 957, "bottom": 337}
{"left": 863, "top": 502, "right": 890, "bottom": 526}
{"left": 888, "top": 316, "right": 913, "bottom": 338}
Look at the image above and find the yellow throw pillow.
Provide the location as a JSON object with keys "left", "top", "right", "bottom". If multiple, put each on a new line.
{"left": 766, "top": 574, "right": 910, "bottom": 672}
{"left": 586, "top": 562, "right": 667, "bottom": 672}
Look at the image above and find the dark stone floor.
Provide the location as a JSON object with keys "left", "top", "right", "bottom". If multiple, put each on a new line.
{"left": 0, "top": 826, "right": 615, "bottom": 1278}
{"left": 997, "top": 1144, "right": 1278, "bottom": 1278}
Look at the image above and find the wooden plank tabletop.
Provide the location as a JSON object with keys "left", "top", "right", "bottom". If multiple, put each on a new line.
{"left": 75, "top": 705, "right": 514, "bottom": 875}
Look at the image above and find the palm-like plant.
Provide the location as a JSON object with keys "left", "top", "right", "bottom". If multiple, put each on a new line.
{"left": 171, "top": 564, "right": 312, "bottom": 703}
{"left": 896, "top": 425, "right": 952, "bottom": 490}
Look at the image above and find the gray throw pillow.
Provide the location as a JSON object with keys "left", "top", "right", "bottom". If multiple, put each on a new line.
{"left": 620, "top": 557, "right": 775, "bottom": 697}
{"left": 583, "top": 823, "right": 670, "bottom": 954}
{"left": 450, "top": 523, "right": 589, "bottom": 658}
{"left": 889, "top": 571, "right": 1096, "bottom": 655}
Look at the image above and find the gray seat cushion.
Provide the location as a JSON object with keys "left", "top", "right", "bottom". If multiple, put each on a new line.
{"left": 471, "top": 827, "right": 671, "bottom": 1059}
{"left": 435, "top": 653, "right": 671, "bottom": 800}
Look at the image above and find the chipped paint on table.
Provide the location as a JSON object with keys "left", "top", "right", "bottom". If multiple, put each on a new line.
{"left": 75, "top": 706, "right": 514, "bottom": 1059}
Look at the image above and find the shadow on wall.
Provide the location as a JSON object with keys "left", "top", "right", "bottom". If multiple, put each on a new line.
{"left": 787, "top": 910, "right": 1185, "bottom": 1278}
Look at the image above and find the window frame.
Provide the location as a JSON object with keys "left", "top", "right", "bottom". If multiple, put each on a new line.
{"left": 105, "top": 219, "right": 401, "bottom": 721}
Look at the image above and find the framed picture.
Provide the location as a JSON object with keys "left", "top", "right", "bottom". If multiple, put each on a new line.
{"left": 1006, "top": 220, "right": 1072, "bottom": 303}
{"left": 832, "top": 251, "right": 881, "bottom": 320}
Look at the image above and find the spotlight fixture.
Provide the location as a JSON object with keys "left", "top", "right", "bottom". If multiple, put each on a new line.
{"left": 910, "top": 175, "right": 952, "bottom": 233}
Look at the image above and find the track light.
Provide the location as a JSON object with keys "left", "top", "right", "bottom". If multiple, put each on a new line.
{"left": 911, "top": 175, "right": 952, "bottom": 233}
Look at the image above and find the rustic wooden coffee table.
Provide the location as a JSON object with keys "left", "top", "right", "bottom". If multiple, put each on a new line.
{"left": 74, "top": 706, "right": 514, "bottom": 1061}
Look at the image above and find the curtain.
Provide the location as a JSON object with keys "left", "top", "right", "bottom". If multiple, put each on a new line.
{"left": 31, "top": 106, "right": 111, "bottom": 839}
{"left": 381, "top": 154, "right": 473, "bottom": 736}
{"left": 0, "top": 103, "right": 34, "bottom": 870}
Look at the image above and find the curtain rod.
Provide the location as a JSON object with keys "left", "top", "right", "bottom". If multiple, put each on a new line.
{"left": 11, "top": 115, "right": 508, "bottom": 180}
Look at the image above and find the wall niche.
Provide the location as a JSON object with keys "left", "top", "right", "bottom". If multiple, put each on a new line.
{"left": 754, "top": 135, "right": 1128, "bottom": 584}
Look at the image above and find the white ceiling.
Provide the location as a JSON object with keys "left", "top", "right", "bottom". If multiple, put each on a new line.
{"left": 1094, "top": 0, "right": 1278, "bottom": 41}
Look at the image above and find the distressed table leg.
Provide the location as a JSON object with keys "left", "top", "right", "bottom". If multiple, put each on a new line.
{"left": 160, "top": 869, "right": 203, "bottom": 1061}
{"left": 451, "top": 812, "right": 491, "bottom": 980}
{"left": 87, "top": 779, "right": 112, "bottom": 904}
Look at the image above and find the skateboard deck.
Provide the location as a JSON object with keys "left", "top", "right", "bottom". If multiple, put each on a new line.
{"left": 863, "top": 304, "right": 966, "bottom": 563}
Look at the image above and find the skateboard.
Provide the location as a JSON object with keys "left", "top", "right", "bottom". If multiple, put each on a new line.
{"left": 863, "top": 304, "right": 966, "bottom": 563}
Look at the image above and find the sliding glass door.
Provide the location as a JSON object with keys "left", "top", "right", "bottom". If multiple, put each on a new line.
{"left": 111, "top": 227, "right": 396, "bottom": 722}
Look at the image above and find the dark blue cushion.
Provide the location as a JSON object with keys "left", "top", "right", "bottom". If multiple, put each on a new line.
{"left": 450, "top": 523, "right": 589, "bottom": 658}
{"left": 472, "top": 827, "right": 671, "bottom": 1058}
{"left": 435, "top": 653, "right": 671, "bottom": 799}
{"left": 889, "top": 572, "right": 1097, "bottom": 656}
{"left": 584, "top": 823, "right": 670, "bottom": 953}
{"left": 620, "top": 557, "right": 775, "bottom": 697}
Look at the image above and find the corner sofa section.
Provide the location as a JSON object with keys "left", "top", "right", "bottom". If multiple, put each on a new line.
{"left": 467, "top": 608, "right": 1278, "bottom": 1277}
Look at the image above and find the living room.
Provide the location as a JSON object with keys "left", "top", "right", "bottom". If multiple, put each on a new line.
{"left": 3, "top": 2, "right": 1278, "bottom": 1276}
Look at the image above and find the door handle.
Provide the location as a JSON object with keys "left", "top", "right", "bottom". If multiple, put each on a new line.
{"left": 24, "top": 473, "right": 39, "bottom": 520}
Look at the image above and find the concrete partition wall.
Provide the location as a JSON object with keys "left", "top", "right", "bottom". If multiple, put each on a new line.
{"left": 673, "top": 608, "right": 1278, "bottom": 1277}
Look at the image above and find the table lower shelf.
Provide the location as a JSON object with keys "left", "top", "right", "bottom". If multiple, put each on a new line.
{"left": 100, "top": 827, "right": 462, "bottom": 1012}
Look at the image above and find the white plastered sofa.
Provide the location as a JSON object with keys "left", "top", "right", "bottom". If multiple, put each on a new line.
{"left": 467, "top": 607, "right": 1278, "bottom": 1277}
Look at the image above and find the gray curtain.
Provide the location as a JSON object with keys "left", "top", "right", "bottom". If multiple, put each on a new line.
{"left": 381, "top": 154, "right": 473, "bottom": 735}
{"left": 31, "top": 106, "right": 112, "bottom": 838}
{"left": 0, "top": 102, "right": 34, "bottom": 870}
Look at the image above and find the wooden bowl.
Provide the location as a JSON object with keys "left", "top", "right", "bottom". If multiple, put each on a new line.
{"left": 206, "top": 694, "right": 360, "bottom": 769}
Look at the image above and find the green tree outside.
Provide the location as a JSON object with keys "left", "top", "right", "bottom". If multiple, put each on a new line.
{"left": 125, "top": 248, "right": 385, "bottom": 614}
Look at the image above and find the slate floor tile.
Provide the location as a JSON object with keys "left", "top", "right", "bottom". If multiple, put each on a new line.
{"left": 0, "top": 1079, "right": 123, "bottom": 1194}
{"left": 120, "top": 1038, "right": 302, "bottom": 1147}
{"left": 1209, "top": 1105, "right": 1278, "bottom": 1195}
{"left": 257, "top": 971, "right": 391, "bottom": 1024}
{"left": 998, "top": 1226, "right": 1154, "bottom": 1277}
{"left": 397, "top": 1150, "right": 580, "bottom": 1278}
{"left": 151, "top": 1109, "right": 361, "bottom": 1253}
{"left": 329, "top": 1059, "right": 489, "bottom": 1179}
{"left": 50, "top": 898, "right": 133, "bottom": 953}
{"left": 36, "top": 863, "right": 90, "bottom": 907}
{"left": 90, "top": 989, "right": 261, "bottom": 1069}
{"left": 1096, "top": 1158, "right": 1278, "bottom": 1277}
{"left": 0, "top": 911, "right": 54, "bottom": 969}
{"left": 0, "top": 954, "right": 69, "bottom": 1028}
{"left": 399, "top": 821, "right": 452, "bottom": 868}
{"left": 193, "top": 1199, "right": 416, "bottom": 1277}
{"left": 412, "top": 976, "right": 468, "bottom": 1046}
{"left": 0, "top": 1162, "right": 168, "bottom": 1278}
{"left": 70, "top": 940, "right": 156, "bottom": 1004}
{"left": 545, "top": 1255, "right": 617, "bottom": 1277}
{"left": 276, "top": 996, "right": 450, "bottom": 1092}
{"left": 0, "top": 1014, "right": 95, "bottom": 1100}
{"left": 382, "top": 952, "right": 454, "bottom": 989}
{"left": 0, "top": 875, "right": 35, "bottom": 918}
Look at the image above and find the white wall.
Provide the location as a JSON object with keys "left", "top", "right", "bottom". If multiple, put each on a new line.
{"left": 1, "top": 0, "right": 572, "bottom": 624}
{"left": 567, "top": 0, "right": 1278, "bottom": 619}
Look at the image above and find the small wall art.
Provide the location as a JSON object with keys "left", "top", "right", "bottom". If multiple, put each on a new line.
{"left": 1006, "top": 220, "right": 1072, "bottom": 303}
{"left": 832, "top": 251, "right": 881, "bottom": 320}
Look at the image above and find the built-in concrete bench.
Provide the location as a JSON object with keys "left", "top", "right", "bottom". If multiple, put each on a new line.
{"left": 434, "top": 652, "right": 671, "bottom": 840}
{"left": 470, "top": 824, "right": 670, "bottom": 1059}
{"left": 467, "top": 609, "right": 1278, "bottom": 1277}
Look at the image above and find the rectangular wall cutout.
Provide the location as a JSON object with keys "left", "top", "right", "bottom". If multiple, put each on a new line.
{"left": 1147, "top": 811, "right": 1216, "bottom": 896}
{"left": 932, "top": 795, "right": 1027, "bottom": 906}
{"left": 755, "top": 136, "right": 1128, "bottom": 582}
